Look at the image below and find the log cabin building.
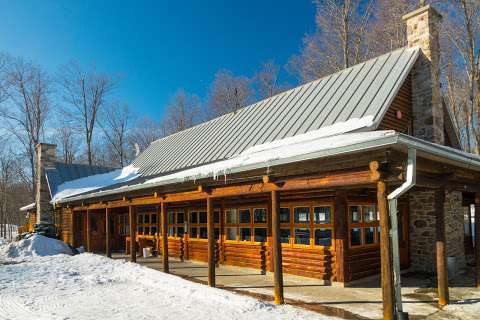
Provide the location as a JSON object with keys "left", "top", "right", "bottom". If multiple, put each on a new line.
{"left": 20, "top": 5, "right": 480, "bottom": 319}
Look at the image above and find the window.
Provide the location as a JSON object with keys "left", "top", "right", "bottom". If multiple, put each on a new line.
{"left": 254, "top": 228, "right": 267, "bottom": 242}
{"left": 280, "top": 229, "right": 290, "bottom": 244}
{"left": 167, "top": 211, "right": 185, "bottom": 238}
{"left": 239, "top": 209, "right": 251, "bottom": 223}
{"left": 295, "top": 228, "right": 310, "bottom": 245}
{"left": 189, "top": 208, "right": 220, "bottom": 240}
{"left": 190, "top": 211, "right": 198, "bottom": 223}
{"left": 118, "top": 214, "right": 129, "bottom": 236}
{"left": 315, "top": 228, "right": 332, "bottom": 246}
{"left": 199, "top": 227, "right": 208, "bottom": 239}
{"left": 348, "top": 204, "right": 379, "bottom": 248}
{"left": 199, "top": 211, "right": 207, "bottom": 223}
{"left": 151, "top": 213, "right": 157, "bottom": 224}
{"left": 240, "top": 228, "right": 251, "bottom": 241}
{"left": 214, "top": 211, "right": 220, "bottom": 223}
{"left": 294, "top": 207, "right": 310, "bottom": 223}
{"left": 280, "top": 208, "right": 290, "bottom": 223}
{"left": 225, "top": 209, "right": 237, "bottom": 224}
{"left": 190, "top": 227, "right": 198, "bottom": 238}
{"left": 226, "top": 227, "right": 237, "bottom": 240}
{"left": 144, "top": 214, "right": 150, "bottom": 223}
{"left": 136, "top": 209, "right": 159, "bottom": 236}
{"left": 254, "top": 208, "right": 267, "bottom": 223}
{"left": 314, "top": 206, "right": 331, "bottom": 224}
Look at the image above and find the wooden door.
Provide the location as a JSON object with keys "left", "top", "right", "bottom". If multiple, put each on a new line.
{"left": 73, "top": 212, "right": 85, "bottom": 249}
{"left": 397, "top": 203, "right": 410, "bottom": 269}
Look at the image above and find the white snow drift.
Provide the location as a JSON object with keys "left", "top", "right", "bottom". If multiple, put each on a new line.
{"left": 0, "top": 234, "right": 72, "bottom": 260}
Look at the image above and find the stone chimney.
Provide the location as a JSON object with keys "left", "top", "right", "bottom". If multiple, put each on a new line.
{"left": 35, "top": 143, "right": 56, "bottom": 223}
{"left": 403, "top": 4, "right": 444, "bottom": 145}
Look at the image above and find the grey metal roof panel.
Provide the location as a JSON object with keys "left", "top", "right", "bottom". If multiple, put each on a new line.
{"left": 132, "top": 47, "right": 419, "bottom": 177}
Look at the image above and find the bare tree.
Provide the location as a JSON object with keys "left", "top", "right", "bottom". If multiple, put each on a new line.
{"left": 289, "top": 0, "right": 375, "bottom": 82}
{"left": 99, "top": 102, "right": 133, "bottom": 167}
{"left": 207, "top": 69, "right": 253, "bottom": 117}
{"left": 0, "top": 57, "right": 51, "bottom": 194}
{"left": 254, "top": 60, "right": 280, "bottom": 99}
{"left": 162, "top": 89, "right": 202, "bottom": 135}
{"left": 128, "top": 116, "right": 163, "bottom": 152}
{"left": 54, "top": 120, "right": 78, "bottom": 164}
{"left": 58, "top": 62, "right": 116, "bottom": 165}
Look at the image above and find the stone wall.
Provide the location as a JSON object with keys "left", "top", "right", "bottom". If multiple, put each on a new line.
{"left": 409, "top": 188, "right": 465, "bottom": 274}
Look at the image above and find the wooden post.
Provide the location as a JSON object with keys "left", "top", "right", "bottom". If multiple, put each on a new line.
{"left": 105, "top": 208, "right": 111, "bottom": 258}
{"left": 161, "top": 202, "right": 169, "bottom": 273}
{"left": 207, "top": 197, "right": 215, "bottom": 287}
{"left": 271, "top": 190, "right": 284, "bottom": 304}
{"left": 377, "top": 180, "right": 395, "bottom": 320}
{"left": 86, "top": 209, "right": 91, "bottom": 252}
{"left": 334, "top": 189, "right": 349, "bottom": 283}
{"left": 129, "top": 206, "right": 136, "bottom": 263}
{"left": 435, "top": 189, "right": 449, "bottom": 306}
{"left": 475, "top": 195, "right": 480, "bottom": 288}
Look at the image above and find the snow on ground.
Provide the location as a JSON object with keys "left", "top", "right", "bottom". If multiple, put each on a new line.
{"left": 0, "top": 234, "right": 72, "bottom": 260}
{"left": 0, "top": 239, "right": 334, "bottom": 320}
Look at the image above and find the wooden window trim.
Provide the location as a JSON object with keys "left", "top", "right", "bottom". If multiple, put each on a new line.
{"left": 348, "top": 203, "right": 380, "bottom": 249}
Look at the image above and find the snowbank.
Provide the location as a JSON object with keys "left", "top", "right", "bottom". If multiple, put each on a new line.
{"left": 0, "top": 253, "right": 332, "bottom": 320}
{"left": 0, "top": 234, "right": 72, "bottom": 260}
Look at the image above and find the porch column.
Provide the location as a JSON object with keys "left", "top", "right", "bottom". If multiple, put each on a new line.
{"left": 105, "top": 208, "right": 111, "bottom": 258}
{"left": 377, "top": 180, "right": 394, "bottom": 320}
{"left": 475, "top": 195, "right": 480, "bottom": 288}
{"left": 161, "top": 202, "right": 169, "bottom": 273}
{"left": 207, "top": 197, "right": 215, "bottom": 287}
{"left": 271, "top": 190, "right": 284, "bottom": 304}
{"left": 435, "top": 189, "right": 449, "bottom": 305}
{"left": 86, "top": 209, "right": 91, "bottom": 252}
{"left": 333, "top": 189, "right": 349, "bottom": 283}
{"left": 129, "top": 205, "right": 136, "bottom": 263}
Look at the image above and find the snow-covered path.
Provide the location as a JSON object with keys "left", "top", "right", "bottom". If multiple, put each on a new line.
{"left": 0, "top": 253, "right": 334, "bottom": 320}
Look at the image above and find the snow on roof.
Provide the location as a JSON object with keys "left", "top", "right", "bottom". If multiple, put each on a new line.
{"left": 19, "top": 203, "right": 35, "bottom": 212}
{"left": 55, "top": 116, "right": 396, "bottom": 202}
{"left": 51, "top": 165, "right": 140, "bottom": 203}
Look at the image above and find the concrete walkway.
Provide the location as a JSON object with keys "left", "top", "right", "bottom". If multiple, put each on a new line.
{"left": 112, "top": 253, "right": 480, "bottom": 320}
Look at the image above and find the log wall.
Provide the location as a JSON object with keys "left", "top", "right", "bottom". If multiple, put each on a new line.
{"left": 378, "top": 74, "right": 413, "bottom": 133}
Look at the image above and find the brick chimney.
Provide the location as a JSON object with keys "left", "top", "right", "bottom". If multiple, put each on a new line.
{"left": 403, "top": 4, "right": 444, "bottom": 145}
{"left": 35, "top": 143, "right": 56, "bottom": 223}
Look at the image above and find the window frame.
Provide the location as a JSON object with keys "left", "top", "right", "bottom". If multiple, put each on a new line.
{"left": 348, "top": 203, "right": 380, "bottom": 249}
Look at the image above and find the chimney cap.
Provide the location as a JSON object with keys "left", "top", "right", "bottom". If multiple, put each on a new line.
{"left": 36, "top": 142, "right": 57, "bottom": 148}
{"left": 402, "top": 4, "right": 442, "bottom": 21}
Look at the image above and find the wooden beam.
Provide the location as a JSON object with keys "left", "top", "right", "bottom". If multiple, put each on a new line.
{"left": 161, "top": 202, "right": 169, "bottom": 273}
{"left": 435, "top": 189, "right": 449, "bottom": 306}
{"left": 105, "top": 208, "right": 111, "bottom": 258}
{"left": 86, "top": 209, "right": 91, "bottom": 252}
{"left": 377, "top": 180, "right": 394, "bottom": 320}
{"left": 271, "top": 190, "right": 284, "bottom": 305}
{"left": 475, "top": 195, "right": 480, "bottom": 288}
{"left": 207, "top": 197, "right": 215, "bottom": 287}
{"left": 333, "top": 189, "right": 349, "bottom": 283}
{"left": 129, "top": 206, "right": 136, "bottom": 263}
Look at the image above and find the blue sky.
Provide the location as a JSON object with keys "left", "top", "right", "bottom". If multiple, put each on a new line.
{"left": 0, "top": 1, "right": 316, "bottom": 119}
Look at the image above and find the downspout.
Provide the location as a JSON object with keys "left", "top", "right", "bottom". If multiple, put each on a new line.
{"left": 387, "top": 147, "right": 416, "bottom": 320}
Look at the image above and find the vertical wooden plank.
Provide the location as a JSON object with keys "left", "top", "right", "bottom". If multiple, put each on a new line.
{"left": 86, "top": 209, "right": 91, "bottom": 252}
{"left": 105, "top": 208, "right": 111, "bottom": 258}
{"left": 161, "top": 202, "right": 169, "bottom": 273}
{"left": 207, "top": 197, "right": 215, "bottom": 287}
{"left": 377, "top": 180, "right": 394, "bottom": 320}
{"left": 435, "top": 189, "right": 449, "bottom": 305}
{"left": 267, "top": 196, "right": 273, "bottom": 272}
{"left": 475, "top": 195, "right": 480, "bottom": 288}
{"left": 157, "top": 205, "right": 161, "bottom": 254}
{"left": 129, "top": 206, "right": 136, "bottom": 263}
{"left": 220, "top": 200, "right": 225, "bottom": 264}
{"left": 271, "top": 190, "right": 284, "bottom": 305}
{"left": 334, "top": 189, "right": 349, "bottom": 282}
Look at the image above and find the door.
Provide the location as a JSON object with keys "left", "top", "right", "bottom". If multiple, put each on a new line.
{"left": 73, "top": 212, "right": 85, "bottom": 249}
{"left": 397, "top": 203, "right": 410, "bottom": 269}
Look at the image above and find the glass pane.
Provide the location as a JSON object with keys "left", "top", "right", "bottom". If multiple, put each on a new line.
{"left": 199, "top": 227, "right": 208, "bottom": 239}
{"left": 151, "top": 226, "right": 157, "bottom": 235}
{"left": 280, "top": 229, "right": 290, "bottom": 244}
{"left": 225, "top": 209, "right": 237, "bottom": 224}
{"left": 349, "top": 206, "right": 361, "bottom": 223}
{"left": 144, "top": 227, "right": 150, "bottom": 235}
{"left": 168, "top": 212, "right": 175, "bottom": 224}
{"left": 144, "top": 214, "right": 150, "bottom": 223}
{"left": 350, "top": 228, "right": 361, "bottom": 246}
{"left": 214, "top": 211, "right": 220, "bottom": 224}
{"left": 254, "top": 208, "right": 267, "bottom": 223}
{"left": 314, "top": 228, "right": 332, "bottom": 246}
{"left": 177, "top": 226, "right": 185, "bottom": 237}
{"left": 151, "top": 213, "right": 157, "bottom": 223}
{"left": 138, "top": 226, "right": 143, "bottom": 234}
{"left": 314, "top": 206, "right": 331, "bottom": 224}
{"left": 177, "top": 212, "right": 185, "bottom": 224}
{"left": 214, "top": 228, "right": 220, "bottom": 240}
{"left": 364, "top": 227, "right": 375, "bottom": 244}
{"left": 199, "top": 211, "right": 207, "bottom": 224}
{"left": 190, "top": 227, "right": 198, "bottom": 238}
{"left": 138, "top": 214, "right": 143, "bottom": 224}
{"left": 363, "top": 205, "right": 376, "bottom": 222}
{"left": 294, "top": 207, "right": 310, "bottom": 223}
{"left": 254, "top": 228, "right": 267, "bottom": 242}
{"left": 190, "top": 212, "right": 198, "bottom": 223}
{"left": 168, "top": 227, "right": 175, "bottom": 236}
{"left": 280, "top": 208, "right": 290, "bottom": 223}
{"left": 295, "top": 228, "right": 310, "bottom": 245}
{"left": 226, "top": 227, "right": 237, "bottom": 240}
{"left": 240, "top": 228, "right": 251, "bottom": 241}
{"left": 239, "top": 209, "right": 251, "bottom": 223}
{"left": 377, "top": 226, "right": 381, "bottom": 242}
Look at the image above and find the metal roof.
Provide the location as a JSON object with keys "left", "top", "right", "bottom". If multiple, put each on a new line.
{"left": 46, "top": 162, "right": 116, "bottom": 197}
{"left": 133, "top": 47, "right": 419, "bottom": 177}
